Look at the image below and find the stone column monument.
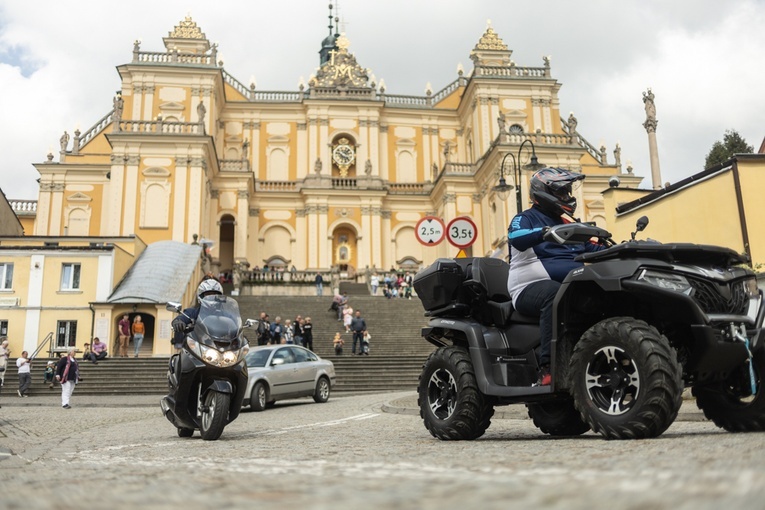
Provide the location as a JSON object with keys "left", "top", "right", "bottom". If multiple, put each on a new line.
{"left": 642, "top": 88, "right": 662, "bottom": 189}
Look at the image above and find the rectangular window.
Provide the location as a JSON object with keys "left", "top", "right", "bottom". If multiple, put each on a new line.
{"left": 0, "top": 320, "right": 8, "bottom": 336}
{"left": 0, "top": 263, "right": 13, "bottom": 290}
{"left": 57, "top": 320, "right": 77, "bottom": 349}
{"left": 61, "top": 263, "right": 81, "bottom": 290}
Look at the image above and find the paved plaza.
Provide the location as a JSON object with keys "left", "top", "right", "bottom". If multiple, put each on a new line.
{"left": 1, "top": 391, "right": 764, "bottom": 509}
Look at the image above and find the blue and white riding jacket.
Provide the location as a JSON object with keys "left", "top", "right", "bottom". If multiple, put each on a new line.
{"left": 506, "top": 206, "right": 604, "bottom": 306}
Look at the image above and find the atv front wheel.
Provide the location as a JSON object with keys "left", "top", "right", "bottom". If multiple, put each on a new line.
{"left": 693, "top": 349, "right": 765, "bottom": 432}
{"left": 418, "top": 346, "right": 494, "bottom": 440}
{"left": 526, "top": 398, "right": 590, "bottom": 436}
{"left": 570, "top": 317, "right": 683, "bottom": 439}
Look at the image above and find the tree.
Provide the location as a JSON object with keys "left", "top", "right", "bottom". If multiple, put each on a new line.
{"left": 704, "top": 129, "right": 753, "bottom": 169}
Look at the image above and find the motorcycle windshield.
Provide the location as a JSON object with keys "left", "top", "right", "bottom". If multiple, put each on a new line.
{"left": 194, "top": 295, "right": 243, "bottom": 346}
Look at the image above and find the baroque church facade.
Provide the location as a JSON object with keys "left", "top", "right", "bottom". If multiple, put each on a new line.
{"left": 30, "top": 16, "right": 641, "bottom": 277}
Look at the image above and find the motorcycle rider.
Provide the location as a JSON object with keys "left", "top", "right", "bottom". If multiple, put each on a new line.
{"left": 171, "top": 277, "right": 224, "bottom": 347}
{"left": 506, "top": 167, "right": 606, "bottom": 385}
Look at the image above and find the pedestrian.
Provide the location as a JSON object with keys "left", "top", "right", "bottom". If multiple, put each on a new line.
{"left": 44, "top": 361, "right": 56, "bottom": 388}
{"left": 333, "top": 332, "right": 344, "bottom": 355}
{"left": 118, "top": 314, "right": 131, "bottom": 357}
{"left": 270, "top": 316, "right": 284, "bottom": 345}
{"left": 82, "top": 343, "right": 96, "bottom": 364}
{"left": 91, "top": 337, "right": 108, "bottom": 361}
{"left": 370, "top": 274, "right": 379, "bottom": 295}
{"left": 132, "top": 315, "right": 145, "bottom": 357}
{"left": 256, "top": 312, "right": 271, "bottom": 346}
{"left": 342, "top": 304, "right": 353, "bottom": 333}
{"left": 315, "top": 272, "right": 324, "bottom": 296}
{"left": 404, "top": 272, "right": 414, "bottom": 299}
{"left": 55, "top": 348, "right": 81, "bottom": 409}
{"left": 283, "top": 319, "right": 294, "bottom": 344}
{"left": 293, "top": 315, "right": 304, "bottom": 346}
{"left": 302, "top": 317, "right": 314, "bottom": 351}
{"left": 350, "top": 310, "right": 367, "bottom": 355}
{"left": 0, "top": 337, "right": 10, "bottom": 388}
{"left": 361, "top": 330, "right": 371, "bottom": 355}
{"left": 16, "top": 350, "right": 32, "bottom": 397}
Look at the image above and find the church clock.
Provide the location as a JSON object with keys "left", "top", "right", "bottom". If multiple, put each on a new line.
{"left": 332, "top": 138, "right": 356, "bottom": 176}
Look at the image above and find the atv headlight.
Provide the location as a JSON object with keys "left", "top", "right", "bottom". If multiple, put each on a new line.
{"left": 743, "top": 277, "right": 759, "bottom": 298}
{"left": 636, "top": 269, "right": 692, "bottom": 295}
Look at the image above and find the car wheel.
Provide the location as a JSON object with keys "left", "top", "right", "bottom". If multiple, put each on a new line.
{"left": 417, "top": 345, "right": 494, "bottom": 440}
{"left": 313, "top": 376, "right": 331, "bottom": 403}
{"left": 569, "top": 317, "right": 683, "bottom": 439}
{"left": 693, "top": 348, "right": 765, "bottom": 432}
{"left": 250, "top": 382, "right": 268, "bottom": 412}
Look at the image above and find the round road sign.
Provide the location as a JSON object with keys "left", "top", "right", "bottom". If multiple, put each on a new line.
{"left": 415, "top": 216, "right": 446, "bottom": 246}
{"left": 446, "top": 216, "right": 477, "bottom": 248}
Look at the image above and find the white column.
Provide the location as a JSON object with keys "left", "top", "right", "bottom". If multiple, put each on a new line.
{"left": 422, "top": 128, "right": 431, "bottom": 182}
{"left": 122, "top": 157, "right": 139, "bottom": 236}
{"left": 106, "top": 162, "right": 124, "bottom": 236}
{"left": 235, "top": 191, "right": 249, "bottom": 259}
{"left": 96, "top": 254, "right": 114, "bottom": 302}
{"left": 318, "top": 205, "right": 329, "bottom": 268}
{"left": 297, "top": 122, "right": 308, "bottom": 179}
{"left": 479, "top": 98, "right": 491, "bottom": 153}
{"left": 369, "top": 119, "right": 380, "bottom": 176}
{"left": 380, "top": 126, "right": 389, "bottom": 180}
{"left": 187, "top": 162, "right": 203, "bottom": 243}
{"left": 308, "top": 119, "right": 318, "bottom": 172}
{"left": 172, "top": 159, "right": 188, "bottom": 241}
{"left": 142, "top": 85, "right": 155, "bottom": 121}
{"left": 34, "top": 187, "right": 52, "bottom": 235}
{"left": 320, "top": 119, "right": 330, "bottom": 174}
{"left": 23, "top": 254, "right": 45, "bottom": 352}
{"left": 49, "top": 185, "right": 64, "bottom": 235}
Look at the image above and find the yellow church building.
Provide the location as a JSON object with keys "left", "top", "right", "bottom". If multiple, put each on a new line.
{"left": 29, "top": 15, "right": 638, "bottom": 277}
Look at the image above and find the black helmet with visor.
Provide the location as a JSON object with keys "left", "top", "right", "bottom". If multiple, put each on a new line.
{"left": 529, "top": 167, "right": 585, "bottom": 217}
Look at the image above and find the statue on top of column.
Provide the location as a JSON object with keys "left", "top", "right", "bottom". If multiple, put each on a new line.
{"left": 197, "top": 101, "right": 206, "bottom": 124}
{"left": 314, "top": 157, "right": 323, "bottom": 174}
{"left": 643, "top": 88, "right": 656, "bottom": 120}
{"left": 497, "top": 111, "right": 507, "bottom": 136}
{"left": 566, "top": 112, "right": 578, "bottom": 134}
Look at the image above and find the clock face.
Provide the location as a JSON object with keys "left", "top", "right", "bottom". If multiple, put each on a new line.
{"left": 333, "top": 144, "right": 355, "bottom": 166}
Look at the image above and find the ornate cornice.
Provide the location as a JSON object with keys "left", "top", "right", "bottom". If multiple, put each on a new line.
{"left": 474, "top": 26, "right": 508, "bottom": 51}
{"left": 169, "top": 16, "right": 206, "bottom": 40}
{"left": 40, "top": 182, "right": 65, "bottom": 192}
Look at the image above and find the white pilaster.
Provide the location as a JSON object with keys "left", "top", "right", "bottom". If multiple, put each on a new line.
{"left": 23, "top": 254, "right": 45, "bottom": 352}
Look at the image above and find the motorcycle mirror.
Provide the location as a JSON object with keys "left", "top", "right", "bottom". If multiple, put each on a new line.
{"left": 166, "top": 302, "right": 182, "bottom": 313}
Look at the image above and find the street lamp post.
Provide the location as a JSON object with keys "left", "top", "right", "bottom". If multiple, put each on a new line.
{"left": 493, "top": 139, "right": 544, "bottom": 213}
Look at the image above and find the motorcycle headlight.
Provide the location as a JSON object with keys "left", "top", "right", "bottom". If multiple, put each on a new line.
{"left": 636, "top": 269, "right": 692, "bottom": 295}
{"left": 188, "top": 337, "right": 248, "bottom": 367}
{"left": 743, "top": 277, "right": 759, "bottom": 298}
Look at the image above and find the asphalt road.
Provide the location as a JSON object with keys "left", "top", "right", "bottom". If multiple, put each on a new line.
{"left": 1, "top": 392, "right": 764, "bottom": 510}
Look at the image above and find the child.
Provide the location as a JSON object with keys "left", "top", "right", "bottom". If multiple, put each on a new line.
{"left": 283, "top": 319, "right": 294, "bottom": 344}
{"left": 44, "top": 361, "right": 56, "bottom": 388}
{"left": 361, "top": 331, "right": 371, "bottom": 355}
{"left": 333, "top": 332, "right": 344, "bottom": 355}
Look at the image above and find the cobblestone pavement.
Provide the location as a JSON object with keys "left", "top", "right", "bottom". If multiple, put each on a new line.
{"left": 1, "top": 391, "right": 764, "bottom": 510}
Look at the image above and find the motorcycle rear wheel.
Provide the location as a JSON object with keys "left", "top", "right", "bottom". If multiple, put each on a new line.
{"left": 199, "top": 390, "right": 230, "bottom": 441}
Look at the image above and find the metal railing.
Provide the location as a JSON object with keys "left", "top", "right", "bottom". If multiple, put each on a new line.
{"left": 29, "top": 331, "right": 56, "bottom": 359}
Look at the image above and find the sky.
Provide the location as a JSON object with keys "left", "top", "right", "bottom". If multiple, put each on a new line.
{"left": 1, "top": 0, "right": 764, "bottom": 200}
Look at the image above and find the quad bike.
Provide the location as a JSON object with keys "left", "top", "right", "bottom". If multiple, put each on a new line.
{"left": 413, "top": 217, "right": 764, "bottom": 440}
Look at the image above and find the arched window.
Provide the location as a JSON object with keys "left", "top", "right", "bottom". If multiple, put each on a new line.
{"left": 267, "top": 148, "right": 288, "bottom": 180}
{"left": 508, "top": 124, "right": 524, "bottom": 134}
{"left": 141, "top": 183, "right": 169, "bottom": 228}
{"left": 67, "top": 208, "right": 90, "bottom": 236}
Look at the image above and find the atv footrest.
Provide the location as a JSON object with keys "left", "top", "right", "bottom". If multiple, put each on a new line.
{"left": 491, "top": 354, "right": 537, "bottom": 387}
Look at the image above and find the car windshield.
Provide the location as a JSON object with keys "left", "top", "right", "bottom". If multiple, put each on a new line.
{"left": 245, "top": 348, "right": 271, "bottom": 368}
{"left": 194, "top": 295, "right": 242, "bottom": 345}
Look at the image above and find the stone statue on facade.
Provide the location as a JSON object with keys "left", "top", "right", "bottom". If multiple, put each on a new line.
{"left": 314, "top": 157, "right": 323, "bottom": 174}
{"left": 364, "top": 159, "right": 372, "bottom": 175}
{"left": 567, "top": 113, "right": 578, "bottom": 134}
{"left": 59, "top": 131, "right": 70, "bottom": 152}
{"left": 497, "top": 111, "right": 507, "bottom": 136}
{"left": 443, "top": 141, "right": 451, "bottom": 161}
{"left": 197, "top": 101, "right": 206, "bottom": 124}
{"left": 613, "top": 143, "right": 622, "bottom": 167}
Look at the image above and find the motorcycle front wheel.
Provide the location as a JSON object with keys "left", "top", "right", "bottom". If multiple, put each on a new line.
{"left": 199, "top": 390, "right": 230, "bottom": 441}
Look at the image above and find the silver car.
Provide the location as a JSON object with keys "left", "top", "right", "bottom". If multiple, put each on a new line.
{"left": 244, "top": 345, "right": 336, "bottom": 411}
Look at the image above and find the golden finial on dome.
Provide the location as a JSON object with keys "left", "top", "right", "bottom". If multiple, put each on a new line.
{"left": 169, "top": 15, "right": 206, "bottom": 40}
{"left": 474, "top": 21, "right": 508, "bottom": 51}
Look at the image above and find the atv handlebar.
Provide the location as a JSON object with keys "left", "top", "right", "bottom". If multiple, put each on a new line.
{"left": 543, "top": 223, "right": 613, "bottom": 246}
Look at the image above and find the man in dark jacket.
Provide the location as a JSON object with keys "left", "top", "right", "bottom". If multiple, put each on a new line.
{"left": 350, "top": 310, "right": 367, "bottom": 355}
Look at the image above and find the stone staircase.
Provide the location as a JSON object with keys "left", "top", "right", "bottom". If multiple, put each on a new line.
{"left": 11, "top": 294, "right": 435, "bottom": 397}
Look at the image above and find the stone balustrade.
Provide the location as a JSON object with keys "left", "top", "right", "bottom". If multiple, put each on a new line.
{"left": 255, "top": 181, "right": 298, "bottom": 192}
{"left": 133, "top": 50, "right": 216, "bottom": 66}
{"left": 9, "top": 200, "right": 37, "bottom": 215}
{"left": 118, "top": 120, "right": 205, "bottom": 135}
{"left": 220, "top": 159, "right": 250, "bottom": 172}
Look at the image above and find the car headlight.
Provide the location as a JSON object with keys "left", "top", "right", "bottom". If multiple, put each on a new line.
{"left": 636, "top": 269, "right": 692, "bottom": 295}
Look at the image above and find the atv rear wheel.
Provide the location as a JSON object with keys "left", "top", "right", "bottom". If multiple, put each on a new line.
{"left": 418, "top": 346, "right": 494, "bottom": 440}
{"left": 693, "top": 349, "right": 765, "bottom": 432}
{"left": 570, "top": 317, "right": 683, "bottom": 440}
{"left": 526, "top": 398, "right": 590, "bottom": 436}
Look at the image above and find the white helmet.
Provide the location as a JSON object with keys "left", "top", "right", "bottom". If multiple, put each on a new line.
{"left": 197, "top": 278, "right": 223, "bottom": 301}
